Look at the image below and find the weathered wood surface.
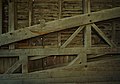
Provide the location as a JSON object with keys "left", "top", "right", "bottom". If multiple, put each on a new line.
{"left": 0, "top": 0, "right": 120, "bottom": 83}
{"left": 61, "top": 26, "right": 85, "bottom": 48}
{"left": 8, "top": 0, "right": 15, "bottom": 49}
{"left": 4, "top": 60, "right": 21, "bottom": 74}
{"left": 0, "top": 7, "right": 120, "bottom": 46}
{"left": 91, "top": 24, "right": 116, "bottom": 47}
{"left": 0, "top": 47, "right": 120, "bottom": 57}
{"left": 0, "top": 58, "right": 120, "bottom": 83}
{"left": 0, "top": 0, "right": 2, "bottom": 34}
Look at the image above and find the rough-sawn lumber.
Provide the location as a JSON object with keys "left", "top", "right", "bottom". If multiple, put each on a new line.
{"left": 0, "top": 7, "right": 120, "bottom": 46}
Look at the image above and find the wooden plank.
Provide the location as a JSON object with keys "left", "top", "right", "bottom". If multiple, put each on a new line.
{"left": 112, "top": 21, "right": 116, "bottom": 43}
{"left": 83, "top": 0, "right": 91, "bottom": 48}
{"left": 27, "top": 57, "right": 120, "bottom": 74}
{"left": 1, "top": 57, "right": 120, "bottom": 79}
{"left": 91, "top": 24, "right": 116, "bottom": 47}
{"left": 83, "top": 0, "right": 91, "bottom": 13}
{"left": 28, "top": 0, "right": 33, "bottom": 26}
{"left": 88, "top": 53, "right": 106, "bottom": 59}
{"left": 58, "top": 32, "right": 61, "bottom": 47}
{"left": 80, "top": 52, "right": 87, "bottom": 63}
{"left": 1, "top": 68, "right": 120, "bottom": 80}
{"left": 58, "top": 0, "right": 62, "bottom": 47}
{"left": 68, "top": 55, "right": 80, "bottom": 66}
{"left": 61, "top": 26, "right": 84, "bottom": 48}
{"left": 14, "top": 0, "right": 17, "bottom": 30}
{"left": 0, "top": 78, "right": 120, "bottom": 84}
{"left": 4, "top": 60, "right": 22, "bottom": 74}
{"left": 20, "top": 56, "right": 28, "bottom": 74}
{"left": 0, "top": 80, "right": 22, "bottom": 84}
{"left": 4, "top": 56, "right": 28, "bottom": 74}
{"left": 84, "top": 25, "right": 91, "bottom": 48}
{"left": 8, "top": 0, "right": 15, "bottom": 49}
{"left": 58, "top": 0, "right": 62, "bottom": 19}
{"left": 22, "top": 76, "right": 120, "bottom": 83}
{"left": 0, "top": 0, "right": 2, "bottom": 34}
{"left": 1, "top": 70, "right": 120, "bottom": 83}
{"left": 68, "top": 53, "right": 87, "bottom": 66}
{"left": 0, "top": 47, "right": 120, "bottom": 57}
{"left": 84, "top": 82, "right": 120, "bottom": 84}
{"left": 64, "top": 0, "right": 82, "bottom": 1}
{"left": 0, "top": 48, "right": 83, "bottom": 57}
{"left": 8, "top": 0, "right": 15, "bottom": 32}
{"left": 29, "top": 55, "right": 48, "bottom": 60}
{"left": 0, "top": 7, "right": 120, "bottom": 46}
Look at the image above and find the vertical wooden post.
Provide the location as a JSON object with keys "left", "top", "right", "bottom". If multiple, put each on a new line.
{"left": 8, "top": 0, "right": 14, "bottom": 33}
{"left": 14, "top": 0, "right": 17, "bottom": 30}
{"left": 8, "top": 0, "right": 15, "bottom": 49}
{"left": 29, "top": 0, "right": 33, "bottom": 26}
{"left": 58, "top": 0, "right": 62, "bottom": 47}
{"left": 112, "top": 21, "right": 116, "bottom": 43}
{"left": 0, "top": 0, "right": 2, "bottom": 34}
{"left": 83, "top": 0, "right": 91, "bottom": 13}
{"left": 58, "top": 0, "right": 62, "bottom": 19}
{"left": 58, "top": 32, "right": 61, "bottom": 47}
{"left": 80, "top": 0, "right": 91, "bottom": 64}
{"left": 84, "top": 25, "right": 91, "bottom": 48}
{"left": 19, "top": 56, "right": 28, "bottom": 74}
{"left": 111, "top": 0, "right": 116, "bottom": 44}
{"left": 83, "top": 0, "right": 91, "bottom": 48}
{"left": 58, "top": 0, "right": 66, "bottom": 64}
{"left": 80, "top": 53, "right": 87, "bottom": 63}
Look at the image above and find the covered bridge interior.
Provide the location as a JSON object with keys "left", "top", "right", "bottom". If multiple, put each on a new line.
{"left": 0, "top": 0, "right": 120, "bottom": 83}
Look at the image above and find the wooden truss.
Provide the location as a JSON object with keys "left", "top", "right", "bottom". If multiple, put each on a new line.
{"left": 0, "top": 46, "right": 120, "bottom": 74}
{"left": 1, "top": 57, "right": 120, "bottom": 83}
{"left": 0, "top": 0, "right": 120, "bottom": 79}
{"left": 0, "top": 7, "right": 120, "bottom": 46}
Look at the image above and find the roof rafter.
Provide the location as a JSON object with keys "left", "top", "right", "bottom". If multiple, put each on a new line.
{"left": 0, "top": 7, "right": 120, "bottom": 46}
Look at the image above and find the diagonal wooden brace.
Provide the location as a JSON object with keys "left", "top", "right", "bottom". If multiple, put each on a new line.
{"left": 91, "top": 24, "right": 116, "bottom": 47}
{"left": 0, "top": 7, "right": 120, "bottom": 46}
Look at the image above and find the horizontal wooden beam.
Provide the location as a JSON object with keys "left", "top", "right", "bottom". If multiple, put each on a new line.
{"left": 1, "top": 71, "right": 120, "bottom": 80}
{"left": 0, "top": 7, "right": 120, "bottom": 46}
{"left": 0, "top": 80, "right": 119, "bottom": 84}
{"left": 0, "top": 47, "right": 120, "bottom": 57}
{"left": 0, "top": 57, "right": 120, "bottom": 82}
{"left": 0, "top": 48, "right": 82, "bottom": 57}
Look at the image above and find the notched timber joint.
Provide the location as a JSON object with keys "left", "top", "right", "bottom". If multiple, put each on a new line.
{"left": 68, "top": 53, "right": 87, "bottom": 66}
